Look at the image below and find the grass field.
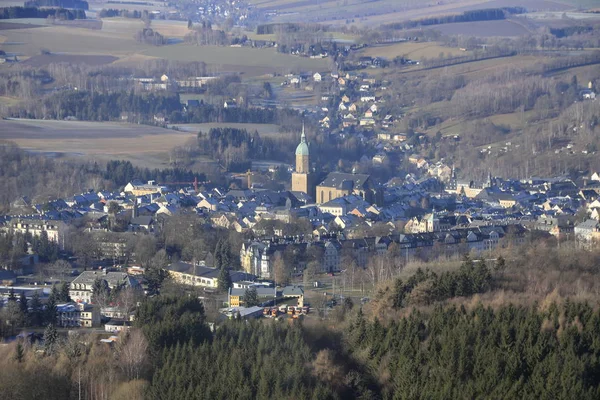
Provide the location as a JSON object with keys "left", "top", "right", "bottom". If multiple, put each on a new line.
{"left": 142, "top": 44, "right": 330, "bottom": 75}
{"left": 0, "top": 119, "right": 198, "bottom": 169}
{"left": 0, "top": 21, "right": 330, "bottom": 75}
{"left": 101, "top": 18, "right": 190, "bottom": 38}
{"left": 361, "top": 41, "right": 470, "bottom": 59}
{"left": 0, "top": 24, "right": 152, "bottom": 57}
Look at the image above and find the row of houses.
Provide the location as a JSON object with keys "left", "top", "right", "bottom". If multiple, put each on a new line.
{"left": 240, "top": 224, "right": 526, "bottom": 278}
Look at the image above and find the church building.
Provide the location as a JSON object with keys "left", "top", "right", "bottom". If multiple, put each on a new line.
{"left": 291, "top": 124, "right": 315, "bottom": 199}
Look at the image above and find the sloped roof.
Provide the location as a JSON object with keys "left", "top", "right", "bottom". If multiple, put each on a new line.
{"left": 318, "top": 172, "right": 371, "bottom": 190}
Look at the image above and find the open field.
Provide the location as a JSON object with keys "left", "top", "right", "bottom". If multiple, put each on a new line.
{"left": 361, "top": 41, "right": 471, "bottom": 59}
{"left": 100, "top": 18, "right": 190, "bottom": 38}
{"left": 431, "top": 19, "right": 531, "bottom": 37}
{"left": 170, "top": 122, "right": 286, "bottom": 138}
{"left": 0, "top": 22, "right": 330, "bottom": 76}
{"left": 142, "top": 44, "right": 330, "bottom": 75}
{"left": 22, "top": 54, "right": 118, "bottom": 67}
{"left": 0, "top": 21, "right": 45, "bottom": 30}
{"left": 0, "top": 24, "right": 152, "bottom": 57}
{"left": 0, "top": 119, "right": 198, "bottom": 169}
{"left": 252, "top": 0, "right": 575, "bottom": 25}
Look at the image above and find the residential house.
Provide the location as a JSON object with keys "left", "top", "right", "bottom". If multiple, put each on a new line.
{"left": 56, "top": 302, "right": 100, "bottom": 328}
{"left": 70, "top": 270, "right": 140, "bottom": 304}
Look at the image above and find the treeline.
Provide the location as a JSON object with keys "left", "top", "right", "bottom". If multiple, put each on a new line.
{"left": 135, "top": 28, "right": 167, "bottom": 46}
{"left": 391, "top": 256, "right": 496, "bottom": 308}
{"left": 148, "top": 320, "right": 340, "bottom": 399}
{"left": 12, "top": 87, "right": 305, "bottom": 126}
{"left": 19, "top": 90, "right": 182, "bottom": 121}
{"left": 105, "top": 160, "right": 204, "bottom": 187}
{"left": 0, "top": 6, "right": 85, "bottom": 19}
{"left": 419, "top": 47, "right": 516, "bottom": 69}
{"left": 0, "top": 143, "right": 204, "bottom": 211}
{"left": 24, "top": 0, "right": 88, "bottom": 10}
{"left": 348, "top": 301, "right": 600, "bottom": 398}
{"left": 185, "top": 26, "right": 228, "bottom": 46}
{"left": 541, "top": 50, "right": 600, "bottom": 73}
{"left": 196, "top": 128, "right": 258, "bottom": 171}
{"left": 550, "top": 25, "right": 594, "bottom": 38}
{"left": 98, "top": 8, "right": 145, "bottom": 18}
{"left": 256, "top": 22, "right": 301, "bottom": 35}
{"left": 0, "top": 283, "right": 69, "bottom": 337}
{"left": 383, "top": 8, "right": 523, "bottom": 30}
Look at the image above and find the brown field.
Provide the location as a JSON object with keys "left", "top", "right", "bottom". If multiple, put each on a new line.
{"left": 22, "top": 54, "right": 118, "bottom": 67}
{"left": 0, "top": 119, "right": 198, "bottom": 169}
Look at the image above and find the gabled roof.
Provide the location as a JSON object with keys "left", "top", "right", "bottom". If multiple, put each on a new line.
{"left": 318, "top": 172, "right": 371, "bottom": 190}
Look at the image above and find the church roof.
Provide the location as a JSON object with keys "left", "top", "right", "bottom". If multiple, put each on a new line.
{"left": 318, "top": 172, "right": 371, "bottom": 190}
{"left": 295, "top": 124, "right": 309, "bottom": 156}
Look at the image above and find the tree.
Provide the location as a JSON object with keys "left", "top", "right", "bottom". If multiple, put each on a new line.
{"left": 244, "top": 287, "right": 260, "bottom": 307}
{"left": 494, "top": 256, "right": 506, "bottom": 273}
{"left": 117, "top": 328, "right": 149, "bottom": 380}
{"left": 273, "top": 252, "right": 290, "bottom": 286}
{"left": 43, "top": 324, "right": 59, "bottom": 355}
{"left": 144, "top": 266, "right": 168, "bottom": 294}
{"left": 14, "top": 342, "right": 24, "bottom": 363}
{"left": 108, "top": 201, "right": 121, "bottom": 230}
{"left": 135, "top": 236, "right": 157, "bottom": 268}
{"left": 29, "top": 291, "right": 43, "bottom": 326}
{"left": 19, "top": 291, "right": 28, "bottom": 325}
{"left": 92, "top": 278, "right": 110, "bottom": 309}
{"left": 218, "top": 266, "right": 232, "bottom": 292}
{"left": 59, "top": 281, "right": 70, "bottom": 302}
{"left": 303, "top": 261, "right": 319, "bottom": 288}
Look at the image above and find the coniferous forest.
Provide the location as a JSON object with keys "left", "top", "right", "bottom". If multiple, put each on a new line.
{"left": 3, "top": 289, "right": 600, "bottom": 399}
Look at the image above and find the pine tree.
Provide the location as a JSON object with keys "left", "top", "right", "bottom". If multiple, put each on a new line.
{"left": 220, "top": 239, "right": 231, "bottom": 268}
{"left": 19, "top": 291, "right": 29, "bottom": 325}
{"left": 244, "top": 287, "right": 259, "bottom": 307}
{"left": 214, "top": 240, "right": 223, "bottom": 270}
{"left": 59, "top": 281, "right": 70, "bottom": 302}
{"left": 218, "top": 266, "right": 232, "bottom": 292}
{"left": 43, "top": 324, "right": 59, "bottom": 355}
{"left": 45, "top": 296, "right": 57, "bottom": 326}
{"left": 30, "top": 291, "right": 43, "bottom": 326}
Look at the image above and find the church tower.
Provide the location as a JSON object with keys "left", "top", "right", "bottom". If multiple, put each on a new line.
{"left": 291, "top": 124, "right": 313, "bottom": 199}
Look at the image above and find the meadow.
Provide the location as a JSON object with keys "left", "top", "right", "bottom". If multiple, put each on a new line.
{"left": 0, "top": 119, "right": 198, "bottom": 169}
{"left": 361, "top": 41, "right": 471, "bottom": 59}
{"left": 0, "top": 21, "right": 330, "bottom": 75}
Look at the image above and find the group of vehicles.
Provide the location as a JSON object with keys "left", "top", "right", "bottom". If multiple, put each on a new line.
{"left": 263, "top": 304, "right": 310, "bottom": 319}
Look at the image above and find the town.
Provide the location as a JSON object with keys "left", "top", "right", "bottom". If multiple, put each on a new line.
{"left": 2, "top": 0, "right": 600, "bottom": 397}
{"left": 2, "top": 122, "right": 599, "bottom": 333}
